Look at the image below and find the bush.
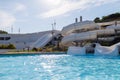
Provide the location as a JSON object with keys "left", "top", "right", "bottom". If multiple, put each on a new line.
{"left": 94, "top": 17, "right": 101, "bottom": 23}
{"left": 46, "top": 47, "right": 53, "bottom": 52}
{"left": 94, "top": 12, "right": 120, "bottom": 23}
{"left": 39, "top": 48, "right": 43, "bottom": 51}
{"left": 7, "top": 44, "right": 16, "bottom": 49}
{"left": 0, "top": 44, "right": 16, "bottom": 49}
{"left": 32, "top": 47, "right": 38, "bottom": 51}
{"left": 0, "top": 45, "right": 6, "bottom": 49}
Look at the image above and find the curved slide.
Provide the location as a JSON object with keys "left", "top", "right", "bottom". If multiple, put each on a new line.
{"left": 62, "top": 21, "right": 120, "bottom": 35}
{"left": 67, "top": 43, "right": 120, "bottom": 56}
{"left": 94, "top": 43, "right": 120, "bottom": 56}
{"left": 62, "top": 21, "right": 99, "bottom": 35}
{"left": 61, "top": 29, "right": 115, "bottom": 45}
{"left": 97, "top": 21, "right": 120, "bottom": 26}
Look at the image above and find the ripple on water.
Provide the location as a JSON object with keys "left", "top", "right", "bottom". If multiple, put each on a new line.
{"left": 0, "top": 54, "right": 120, "bottom": 80}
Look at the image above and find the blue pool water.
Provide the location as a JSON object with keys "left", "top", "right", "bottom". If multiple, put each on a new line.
{"left": 0, "top": 54, "right": 120, "bottom": 80}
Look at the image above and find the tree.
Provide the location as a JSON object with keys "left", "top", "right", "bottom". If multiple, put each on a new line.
{"left": 94, "top": 17, "right": 101, "bottom": 23}
{"left": 94, "top": 12, "right": 120, "bottom": 22}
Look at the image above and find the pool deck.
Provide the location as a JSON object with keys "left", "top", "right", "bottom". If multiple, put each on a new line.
{"left": 0, "top": 51, "right": 66, "bottom": 56}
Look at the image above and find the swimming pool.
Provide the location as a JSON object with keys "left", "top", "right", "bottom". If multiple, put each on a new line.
{"left": 0, "top": 54, "right": 120, "bottom": 80}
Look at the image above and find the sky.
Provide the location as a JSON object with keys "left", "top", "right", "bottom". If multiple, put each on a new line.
{"left": 0, "top": 0, "right": 120, "bottom": 34}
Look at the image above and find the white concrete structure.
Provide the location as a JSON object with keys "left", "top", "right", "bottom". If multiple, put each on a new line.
{"left": 0, "top": 30, "right": 60, "bottom": 50}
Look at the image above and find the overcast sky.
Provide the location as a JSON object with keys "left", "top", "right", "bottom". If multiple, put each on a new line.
{"left": 0, "top": 0, "right": 120, "bottom": 33}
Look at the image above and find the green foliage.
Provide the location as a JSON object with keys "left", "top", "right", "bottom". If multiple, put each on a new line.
{"left": 0, "top": 44, "right": 16, "bottom": 49}
{"left": 32, "top": 47, "right": 38, "bottom": 51}
{"left": 0, "top": 30, "right": 8, "bottom": 34}
{"left": 102, "top": 13, "right": 120, "bottom": 21}
{"left": 94, "top": 12, "right": 120, "bottom": 23}
{"left": 0, "top": 45, "right": 6, "bottom": 49}
{"left": 7, "top": 44, "right": 16, "bottom": 49}
{"left": 94, "top": 17, "right": 101, "bottom": 23}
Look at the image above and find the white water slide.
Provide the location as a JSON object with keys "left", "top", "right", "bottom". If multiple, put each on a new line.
{"left": 62, "top": 21, "right": 99, "bottom": 35}
{"left": 61, "top": 29, "right": 115, "bottom": 45}
{"left": 94, "top": 43, "right": 120, "bottom": 56}
{"left": 67, "top": 43, "right": 120, "bottom": 56}
{"left": 61, "top": 21, "right": 120, "bottom": 45}
{"left": 62, "top": 21, "right": 120, "bottom": 35}
{"left": 97, "top": 21, "right": 120, "bottom": 26}
{"left": 63, "top": 21, "right": 120, "bottom": 56}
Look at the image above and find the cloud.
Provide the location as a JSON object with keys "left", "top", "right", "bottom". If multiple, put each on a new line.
{"left": 0, "top": 11, "right": 16, "bottom": 27}
{"left": 39, "top": 0, "right": 119, "bottom": 18}
{"left": 14, "top": 3, "right": 26, "bottom": 12}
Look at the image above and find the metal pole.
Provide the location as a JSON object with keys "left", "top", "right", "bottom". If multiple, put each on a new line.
{"left": 54, "top": 20, "right": 56, "bottom": 30}
{"left": 11, "top": 25, "right": 13, "bottom": 33}
{"left": 19, "top": 28, "right": 20, "bottom": 34}
{"left": 52, "top": 24, "right": 54, "bottom": 36}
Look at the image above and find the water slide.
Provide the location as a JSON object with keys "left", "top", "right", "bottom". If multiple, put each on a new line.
{"left": 62, "top": 21, "right": 120, "bottom": 35}
{"left": 106, "top": 24, "right": 120, "bottom": 30}
{"left": 98, "top": 37, "right": 115, "bottom": 41}
{"left": 61, "top": 29, "right": 115, "bottom": 45}
{"left": 67, "top": 43, "right": 120, "bottom": 56}
{"left": 63, "top": 21, "right": 120, "bottom": 56}
{"left": 94, "top": 43, "right": 120, "bottom": 56}
{"left": 61, "top": 20, "right": 120, "bottom": 45}
{"left": 97, "top": 21, "right": 120, "bottom": 26}
{"left": 62, "top": 21, "right": 99, "bottom": 35}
